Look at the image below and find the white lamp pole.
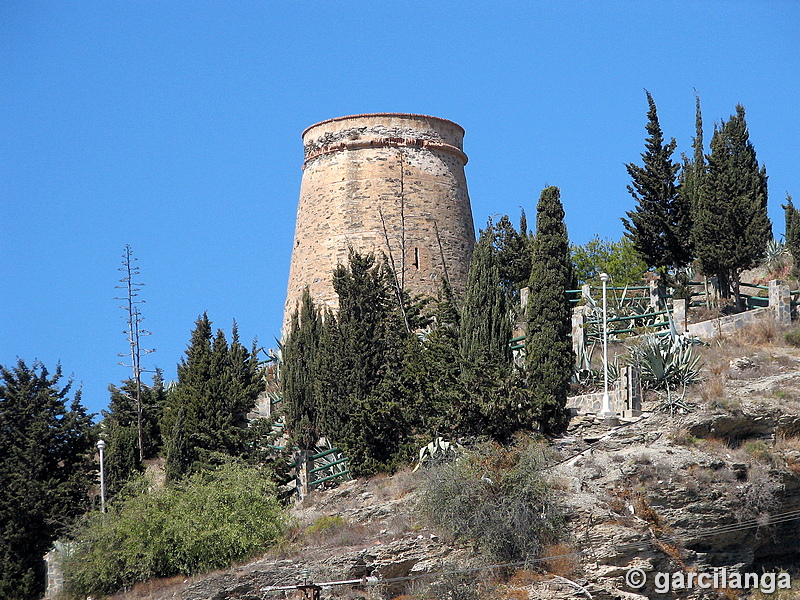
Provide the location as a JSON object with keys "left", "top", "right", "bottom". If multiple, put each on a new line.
{"left": 97, "top": 439, "right": 106, "bottom": 513}
{"left": 599, "top": 273, "right": 615, "bottom": 417}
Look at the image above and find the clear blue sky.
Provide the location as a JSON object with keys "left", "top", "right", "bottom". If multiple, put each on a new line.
{"left": 2, "top": 1, "right": 798, "bottom": 416}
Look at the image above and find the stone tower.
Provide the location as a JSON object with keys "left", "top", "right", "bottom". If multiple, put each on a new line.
{"left": 284, "top": 113, "right": 475, "bottom": 331}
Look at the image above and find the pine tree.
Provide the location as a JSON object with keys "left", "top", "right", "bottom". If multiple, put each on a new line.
{"left": 526, "top": 186, "right": 573, "bottom": 433}
{"left": 162, "top": 314, "right": 263, "bottom": 479}
{"left": 282, "top": 288, "right": 322, "bottom": 451}
{"left": 571, "top": 235, "right": 649, "bottom": 286}
{"left": 692, "top": 105, "right": 771, "bottom": 307}
{"left": 0, "top": 360, "right": 96, "bottom": 599}
{"left": 622, "top": 91, "right": 693, "bottom": 273}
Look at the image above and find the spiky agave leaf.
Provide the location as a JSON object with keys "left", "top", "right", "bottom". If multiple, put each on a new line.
{"left": 626, "top": 335, "right": 702, "bottom": 392}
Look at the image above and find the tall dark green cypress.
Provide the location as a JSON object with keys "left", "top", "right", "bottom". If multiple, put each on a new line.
{"left": 783, "top": 194, "right": 800, "bottom": 275}
{"left": 692, "top": 105, "right": 771, "bottom": 307}
{"left": 622, "top": 91, "right": 693, "bottom": 273}
{"left": 526, "top": 186, "right": 573, "bottom": 433}
{"left": 314, "top": 250, "right": 411, "bottom": 476}
{"left": 459, "top": 228, "right": 512, "bottom": 372}
{"left": 679, "top": 93, "right": 705, "bottom": 252}
{"left": 281, "top": 288, "right": 322, "bottom": 451}
{"left": 492, "top": 212, "right": 532, "bottom": 302}
{"left": 456, "top": 227, "right": 517, "bottom": 438}
{"left": 416, "top": 279, "right": 464, "bottom": 437}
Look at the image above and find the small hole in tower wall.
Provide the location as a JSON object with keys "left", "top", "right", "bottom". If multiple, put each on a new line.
{"left": 414, "top": 247, "right": 420, "bottom": 269}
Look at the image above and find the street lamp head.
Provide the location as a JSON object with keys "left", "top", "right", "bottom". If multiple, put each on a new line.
{"left": 97, "top": 439, "right": 106, "bottom": 451}
{"left": 599, "top": 272, "right": 610, "bottom": 283}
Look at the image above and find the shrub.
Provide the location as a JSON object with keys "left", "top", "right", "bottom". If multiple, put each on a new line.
{"left": 63, "top": 461, "right": 290, "bottom": 597}
{"left": 743, "top": 440, "right": 779, "bottom": 466}
{"left": 735, "top": 319, "right": 778, "bottom": 346}
{"left": 416, "top": 438, "right": 562, "bottom": 562}
{"left": 407, "top": 572, "right": 485, "bottom": 600}
{"left": 736, "top": 464, "right": 783, "bottom": 520}
{"left": 784, "top": 327, "right": 800, "bottom": 348}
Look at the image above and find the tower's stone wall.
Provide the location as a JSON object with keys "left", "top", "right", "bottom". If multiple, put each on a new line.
{"left": 284, "top": 113, "right": 475, "bottom": 332}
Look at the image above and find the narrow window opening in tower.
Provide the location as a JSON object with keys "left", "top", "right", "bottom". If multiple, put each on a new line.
{"left": 414, "top": 247, "right": 420, "bottom": 269}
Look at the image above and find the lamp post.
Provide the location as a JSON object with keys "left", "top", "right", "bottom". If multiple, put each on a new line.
{"left": 97, "top": 439, "right": 106, "bottom": 513}
{"left": 599, "top": 273, "right": 615, "bottom": 418}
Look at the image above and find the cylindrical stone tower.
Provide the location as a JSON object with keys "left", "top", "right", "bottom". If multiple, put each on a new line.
{"left": 283, "top": 113, "right": 475, "bottom": 331}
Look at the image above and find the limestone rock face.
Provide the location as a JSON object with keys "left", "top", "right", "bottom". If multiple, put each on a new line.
{"left": 105, "top": 349, "right": 800, "bottom": 600}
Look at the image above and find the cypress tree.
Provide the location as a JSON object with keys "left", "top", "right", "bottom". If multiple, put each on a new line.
{"left": 493, "top": 212, "right": 532, "bottom": 302}
{"left": 0, "top": 360, "right": 96, "bottom": 599}
{"left": 459, "top": 228, "right": 512, "bottom": 372}
{"left": 526, "top": 186, "right": 573, "bottom": 433}
{"left": 164, "top": 407, "right": 190, "bottom": 482}
{"left": 314, "top": 250, "right": 412, "bottom": 476}
{"left": 692, "top": 105, "right": 771, "bottom": 307}
{"left": 456, "top": 227, "right": 516, "bottom": 438}
{"left": 783, "top": 194, "right": 800, "bottom": 275}
{"left": 416, "top": 279, "right": 465, "bottom": 437}
{"left": 281, "top": 288, "right": 322, "bottom": 451}
{"left": 680, "top": 93, "right": 706, "bottom": 222}
{"left": 622, "top": 91, "right": 693, "bottom": 273}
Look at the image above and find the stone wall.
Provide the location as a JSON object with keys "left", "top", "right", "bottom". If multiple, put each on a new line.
{"left": 566, "top": 365, "right": 642, "bottom": 417}
{"left": 283, "top": 114, "right": 475, "bottom": 333}
{"left": 43, "top": 545, "right": 64, "bottom": 599}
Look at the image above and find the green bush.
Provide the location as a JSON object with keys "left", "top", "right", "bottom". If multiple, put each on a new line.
{"left": 784, "top": 327, "right": 800, "bottom": 348}
{"left": 63, "top": 461, "right": 291, "bottom": 597}
{"left": 416, "top": 438, "right": 562, "bottom": 562}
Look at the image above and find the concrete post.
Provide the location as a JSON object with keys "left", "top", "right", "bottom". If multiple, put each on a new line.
{"left": 297, "top": 451, "right": 311, "bottom": 498}
{"left": 581, "top": 283, "right": 592, "bottom": 304}
{"left": 769, "top": 279, "right": 791, "bottom": 326}
{"left": 615, "top": 365, "right": 642, "bottom": 418}
{"left": 649, "top": 279, "right": 665, "bottom": 310}
{"left": 572, "top": 307, "right": 587, "bottom": 369}
{"left": 673, "top": 298, "right": 687, "bottom": 334}
{"left": 520, "top": 286, "right": 529, "bottom": 319}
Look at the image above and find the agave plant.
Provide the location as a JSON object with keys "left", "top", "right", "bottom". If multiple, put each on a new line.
{"left": 413, "top": 437, "right": 464, "bottom": 472}
{"left": 762, "top": 238, "right": 787, "bottom": 269}
{"left": 626, "top": 334, "right": 702, "bottom": 393}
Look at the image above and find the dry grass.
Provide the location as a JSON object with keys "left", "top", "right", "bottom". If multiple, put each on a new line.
{"left": 302, "top": 514, "right": 377, "bottom": 549}
{"left": 774, "top": 432, "right": 800, "bottom": 452}
{"left": 699, "top": 373, "right": 726, "bottom": 403}
{"left": 107, "top": 574, "right": 191, "bottom": 599}
{"left": 669, "top": 428, "right": 701, "bottom": 446}
{"left": 697, "top": 436, "right": 733, "bottom": 455}
{"left": 371, "top": 467, "right": 419, "bottom": 501}
{"left": 733, "top": 319, "right": 780, "bottom": 347}
{"left": 541, "top": 544, "right": 580, "bottom": 577}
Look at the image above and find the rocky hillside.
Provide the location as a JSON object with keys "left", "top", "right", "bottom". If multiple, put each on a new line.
{"left": 108, "top": 325, "right": 800, "bottom": 600}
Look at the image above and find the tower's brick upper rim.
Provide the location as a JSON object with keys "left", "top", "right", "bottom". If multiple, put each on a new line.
{"left": 302, "top": 113, "right": 465, "bottom": 138}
